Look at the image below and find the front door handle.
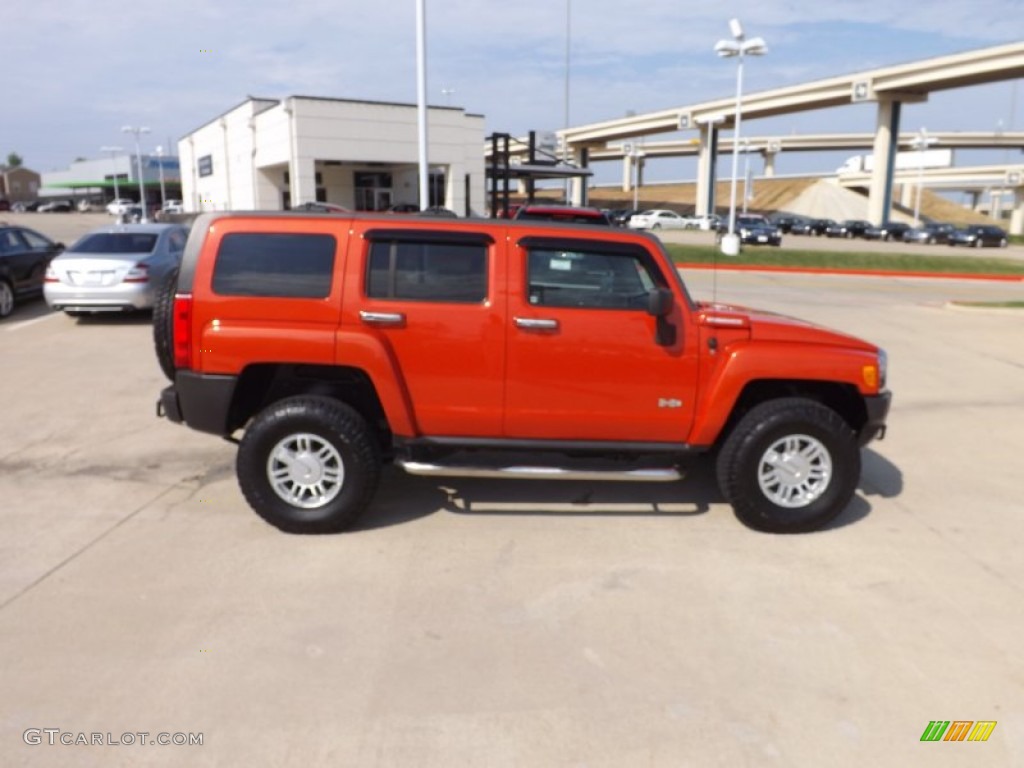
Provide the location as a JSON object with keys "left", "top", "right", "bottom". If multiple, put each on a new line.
{"left": 359, "top": 311, "right": 406, "bottom": 326}
{"left": 514, "top": 317, "right": 559, "bottom": 331}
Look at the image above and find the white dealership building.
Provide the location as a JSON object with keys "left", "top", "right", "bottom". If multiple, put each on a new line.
{"left": 178, "top": 96, "right": 486, "bottom": 215}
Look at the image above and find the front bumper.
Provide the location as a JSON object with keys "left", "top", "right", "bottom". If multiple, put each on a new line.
{"left": 858, "top": 391, "right": 892, "bottom": 446}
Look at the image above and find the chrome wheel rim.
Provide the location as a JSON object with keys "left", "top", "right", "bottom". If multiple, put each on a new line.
{"left": 757, "top": 434, "right": 832, "bottom": 509}
{"left": 267, "top": 433, "right": 344, "bottom": 509}
{"left": 0, "top": 283, "right": 12, "bottom": 316}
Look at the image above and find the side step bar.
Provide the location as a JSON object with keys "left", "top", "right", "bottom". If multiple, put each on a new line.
{"left": 396, "top": 459, "right": 683, "bottom": 483}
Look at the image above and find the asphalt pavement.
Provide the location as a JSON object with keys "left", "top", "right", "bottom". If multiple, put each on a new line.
{"left": 0, "top": 259, "right": 1022, "bottom": 766}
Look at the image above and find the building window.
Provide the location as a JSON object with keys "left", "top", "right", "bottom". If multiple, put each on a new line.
{"left": 213, "top": 233, "right": 336, "bottom": 298}
{"left": 367, "top": 240, "right": 487, "bottom": 303}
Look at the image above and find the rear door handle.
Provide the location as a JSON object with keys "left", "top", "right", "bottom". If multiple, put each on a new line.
{"left": 514, "top": 317, "right": 559, "bottom": 331}
{"left": 359, "top": 311, "right": 406, "bottom": 326}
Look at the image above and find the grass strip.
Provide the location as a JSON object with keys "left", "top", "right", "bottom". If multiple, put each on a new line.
{"left": 663, "top": 243, "right": 1024, "bottom": 277}
{"left": 949, "top": 300, "right": 1024, "bottom": 308}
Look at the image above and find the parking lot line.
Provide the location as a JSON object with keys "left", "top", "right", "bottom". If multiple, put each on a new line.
{"left": 4, "top": 312, "right": 62, "bottom": 333}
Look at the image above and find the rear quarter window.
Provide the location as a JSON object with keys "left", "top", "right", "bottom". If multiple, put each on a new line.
{"left": 212, "top": 233, "right": 336, "bottom": 298}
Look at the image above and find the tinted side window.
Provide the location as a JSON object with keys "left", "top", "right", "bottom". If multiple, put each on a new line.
{"left": 527, "top": 247, "right": 658, "bottom": 310}
{"left": 20, "top": 230, "right": 53, "bottom": 250}
{"left": 367, "top": 241, "right": 487, "bottom": 303}
{"left": 168, "top": 229, "right": 187, "bottom": 252}
{"left": 213, "top": 233, "right": 335, "bottom": 298}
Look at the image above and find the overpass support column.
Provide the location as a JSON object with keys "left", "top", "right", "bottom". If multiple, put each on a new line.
{"left": 569, "top": 147, "right": 589, "bottom": 206}
{"left": 763, "top": 151, "right": 777, "bottom": 177}
{"left": 867, "top": 99, "right": 902, "bottom": 225}
{"left": 621, "top": 153, "right": 645, "bottom": 194}
{"left": 695, "top": 124, "right": 721, "bottom": 217}
{"left": 1010, "top": 188, "right": 1024, "bottom": 236}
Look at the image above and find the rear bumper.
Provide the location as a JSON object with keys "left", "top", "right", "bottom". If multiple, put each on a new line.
{"left": 156, "top": 371, "right": 238, "bottom": 435}
{"left": 859, "top": 391, "right": 892, "bottom": 446}
{"left": 44, "top": 281, "right": 155, "bottom": 311}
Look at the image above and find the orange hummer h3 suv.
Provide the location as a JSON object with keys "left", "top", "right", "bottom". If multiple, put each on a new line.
{"left": 155, "top": 211, "right": 890, "bottom": 534}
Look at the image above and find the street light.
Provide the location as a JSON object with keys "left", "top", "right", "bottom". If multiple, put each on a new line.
{"left": 154, "top": 145, "right": 167, "bottom": 211}
{"left": 100, "top": 145, "right": 123, "bottom": 204}
{"left": 122, "top": 125, "right": 151, "bottom": 222}
{"left": 741, "top": 138, "right": 753, "bottom": 214}
{"left": 910, "top": 127, "right": 938, "bottom": 226}
{"left": 715, "top": 18, "right": 767, "bottom": 256}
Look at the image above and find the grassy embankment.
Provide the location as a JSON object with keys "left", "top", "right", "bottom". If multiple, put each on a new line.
{"left": 663, "top": 243, "right": 1024, "bottom": 278}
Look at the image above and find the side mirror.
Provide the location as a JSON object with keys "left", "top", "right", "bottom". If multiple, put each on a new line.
{"left": 647, "top": 288, "right": 674, "bottom": 317}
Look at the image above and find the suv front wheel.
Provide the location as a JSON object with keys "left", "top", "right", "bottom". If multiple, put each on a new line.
{"left": 237, "top": 396, "right": 380, "bottom": 533}
{"left": 716, "top": 398, "right": 860, "bottom": 533}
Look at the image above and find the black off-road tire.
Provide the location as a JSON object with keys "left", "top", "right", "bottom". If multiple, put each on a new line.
{"left": 236, "top": 396, "right": 381, "bottom": 534}
{"left": 716, "top": 398, "right": 860, "bottom": 533}
{"left": 152, "top": 267, "right": 178, "bottom": 381}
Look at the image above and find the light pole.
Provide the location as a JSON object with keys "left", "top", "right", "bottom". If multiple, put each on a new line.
{"left": 100, "top": 145, "right": 123, "bottom": 204}
{"left": 415, "top": 0, "right": 429, "bottom": 210}
{"left": 715, "top": 19, "right": 766, "bottom": 256}
{"left": 911, "top": 127, "right": 937, "bottom": 225}
{"left": 563, "top": 0, "right": 572, "bottom": 203}
{"left": 154, "top": 145, "right": 168, "bottom": 211}
{"left": 741, "top": 138, "right": 752, "bottom": 214}
{"left": 122, "top": 125, "right": 151, "bottom": 222}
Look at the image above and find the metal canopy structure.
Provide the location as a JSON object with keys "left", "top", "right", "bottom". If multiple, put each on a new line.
{"left": 486, "top": 132, "right": 592, "bottom": 218}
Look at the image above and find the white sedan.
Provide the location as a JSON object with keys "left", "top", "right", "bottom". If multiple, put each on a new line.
{"left": 106, "top": 198, "right": 136, "bottom": 215}
{"left": 627, "top": 209, "right": 689, "bottom": 230}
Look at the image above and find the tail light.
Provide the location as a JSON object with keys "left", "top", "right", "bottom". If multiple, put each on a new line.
{"left": 172, "top": 294, "right": 193, "bottom": 370}
{"left": 44, "top": 266, "right": 59, "bottom": 283}
{"left": 123, "top": 263, "right": 150, "bottom": 283}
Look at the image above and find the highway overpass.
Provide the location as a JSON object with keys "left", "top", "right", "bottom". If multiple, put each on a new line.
{"left": 555, "top": 41, "right": 1024, "bottom": 233}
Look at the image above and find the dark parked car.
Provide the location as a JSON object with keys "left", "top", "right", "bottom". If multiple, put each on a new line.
{"left": 0, "top": 225, "right": 64, "bottom": 318}
{"left": 38, "top": 200, "right": 74, "bottom": 213}
{"left": 514, "top": 204, "right": 611, "bottom": 225}
{"left": 386, "top": 203, "right": 421, "bottom": 214}
{"left": 903, "top": 223, "right": 956, "bottom": 244}
{"left": 718, "top": 214, "right": 782, "bottom": 246}
{"left": 791, "top": 218, "right": 830, "bottom": 236}
{"left": 863, "top": 221, "right": 912, "bottom": 241}
{"left": 947, "top": 225, "right": 1009, "bottom": 248}
{"left": 418, "top": 206, "right": 458, "bottom": 218}
{"left": 608, "top": 208, "right": 641, "bottom": 227}
{"left": 769, "top": 215, "right": 801, "bottom": 233}
{"left": 825, "top": 219, "right": 872, "bottom": 238}
{"left": 291, "top": 202, "right": 351, "bottom": 214}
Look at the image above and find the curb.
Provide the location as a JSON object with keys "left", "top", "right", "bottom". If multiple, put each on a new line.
{"left": 674, "top": 263, "right": 1024, "bottom": 283}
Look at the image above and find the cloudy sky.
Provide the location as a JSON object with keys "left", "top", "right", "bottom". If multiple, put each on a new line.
{"left": 6, "top": 0, "right": 1022, "bottom": 181}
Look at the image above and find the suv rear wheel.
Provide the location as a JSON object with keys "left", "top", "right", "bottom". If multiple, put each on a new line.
{"left": 237, "top": 396, "right": 380, "bottom": 533}
{"left": 716, "top": 398, "right": 860, "bottom": 533}
{"left": 152, "top": 267, "right": 178, "bottom": 380}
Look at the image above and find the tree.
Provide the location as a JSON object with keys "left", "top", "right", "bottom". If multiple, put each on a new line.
{"left": 6, "top": 152, "right": 22, "bottom": 167}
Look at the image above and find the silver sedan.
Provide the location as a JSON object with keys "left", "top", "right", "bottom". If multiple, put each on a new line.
{"left": 44, "top": 224, "right": 188, "bottom": 314}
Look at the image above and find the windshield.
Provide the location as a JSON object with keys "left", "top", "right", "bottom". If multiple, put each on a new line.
{"left": 71, "top": 233, "right": 158, "bottom": 254}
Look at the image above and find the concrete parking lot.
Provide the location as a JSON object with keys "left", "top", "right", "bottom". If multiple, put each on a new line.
{"left": 1, "top": 217, "right": 1023, "bottom": 766}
